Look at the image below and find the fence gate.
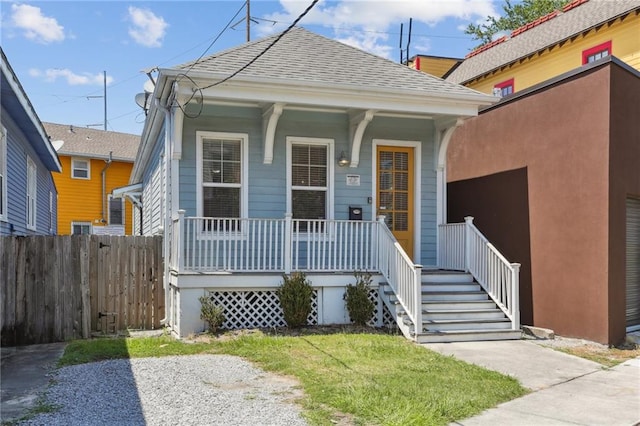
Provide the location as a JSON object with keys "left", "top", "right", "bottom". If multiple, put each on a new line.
{"left": 90, "top": 235, "right": 164, "bottom": 334}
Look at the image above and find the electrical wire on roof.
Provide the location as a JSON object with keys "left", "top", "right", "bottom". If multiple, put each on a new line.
{"left": 175, "top": 0, "right": 319, "bottom": 120}
{"left": 198, "top": 0, "right": 320, "bottom": 91}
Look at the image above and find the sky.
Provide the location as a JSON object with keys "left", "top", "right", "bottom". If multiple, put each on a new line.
{"left": 1, "top": 0, "right": 502, "bottom": 136}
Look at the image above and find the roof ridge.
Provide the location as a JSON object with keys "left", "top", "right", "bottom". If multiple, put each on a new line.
{"left": 465, "top": 0, "right": 590, "bottom": 59}
{"left": 177, "top": 27, "right": 305, "bottom": 70}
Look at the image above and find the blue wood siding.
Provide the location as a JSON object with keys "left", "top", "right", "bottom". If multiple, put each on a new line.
{"left": 177, "top": 106, "right": 437, "bottom": 264}
{"left": 0, "top": 111, "right": 58, "bottom": 236}
{"left": 141, "top": 132, "right": 165, "bottom": 235}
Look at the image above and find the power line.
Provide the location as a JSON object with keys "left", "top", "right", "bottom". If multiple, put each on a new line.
{"left": 198, "top": 0, "right": 320, "bottom": 92}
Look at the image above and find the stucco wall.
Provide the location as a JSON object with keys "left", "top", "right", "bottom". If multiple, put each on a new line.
{"left": 608, "top": 63, "right": 640, "bottom": 342}
{"left": 447, "top": 64, "right": 619, "bottom": 343}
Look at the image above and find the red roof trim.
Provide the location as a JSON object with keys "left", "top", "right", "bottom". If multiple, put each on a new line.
{"left": 465, "top": 0, "right": 591, "bottom": 58}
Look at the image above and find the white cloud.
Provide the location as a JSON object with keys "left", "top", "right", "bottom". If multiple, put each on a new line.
{"left": 258, "top": 0, "right": 497, "bottom": 58}
{"left": 127, "top": 6, "right": 168, "bottom": 48}
{"left": 29, "top": 68, "right": 114, "bottom": 86}
{"left": 11, "top": 4, "right": 65, "bottom": 44}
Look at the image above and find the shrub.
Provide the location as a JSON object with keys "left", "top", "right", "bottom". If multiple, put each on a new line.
{"left": 345, "top": 271, "right": 375, "bottom": 326}
{"left": 199, "top": 296, "right": 225, "bottom": 333}
{"left": 277, "top": 272, "right": 313, "bottom": 328}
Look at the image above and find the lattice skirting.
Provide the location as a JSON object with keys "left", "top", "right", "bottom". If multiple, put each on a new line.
{"left": 206, "top": 289, "right": 319, "bottom": 329}
{"left": 205, "top": 288, "right": 394, "bottom": 330}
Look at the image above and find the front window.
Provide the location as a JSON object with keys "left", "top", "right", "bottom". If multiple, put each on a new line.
{"left": 72, "top": 158, "right": 90, "bottom": 179}
{"left": 108, "top": 196, "right": 124, "bottom": 226}
{"left": 72, "top": 222, "right": 91, "bottom": 235}
{"left": 494, "top": 78, "right": 514, "bottom": 97}
{"left": 196, "top": 132, "right": 248, "bottom": 231}
{"left": 582, "top": 41, "right": 611, "bottom": 64}
{"left": 27, "top": 156, "right": 37, "bottom": 230}
{"left": 0, "top": 126, "right": 7, "bottom": 221}
{"left": 287, "top": 137, "right": 334, "bottom": 232}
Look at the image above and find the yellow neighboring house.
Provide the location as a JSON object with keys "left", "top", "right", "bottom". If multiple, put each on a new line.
{"left": 44, "top": 123, "right": 140, "bottom": 235}
{"left": 446, "top": 0, "right": 640, "bottom": 95}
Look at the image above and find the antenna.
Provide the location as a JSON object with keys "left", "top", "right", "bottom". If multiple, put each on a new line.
{"left": 406, "top": 18, "right": 412, "bottom": 66}
{"left": 87, "top": 71, "right": 107, "bottom": 130}
{"left": 399, "top": 23, "right": 404, "bottom": 64}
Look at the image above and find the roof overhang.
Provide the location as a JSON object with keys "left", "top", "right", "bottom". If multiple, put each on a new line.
{"left": 1, "top": 50, "right": 61, "bottom": 172}
{"left": 112, "top": 182, "right": 143, "bottom": 208}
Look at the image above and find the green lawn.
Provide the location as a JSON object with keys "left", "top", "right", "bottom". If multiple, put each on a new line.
{"left": 59, "top": 330, "right": 527, "bottom": 425}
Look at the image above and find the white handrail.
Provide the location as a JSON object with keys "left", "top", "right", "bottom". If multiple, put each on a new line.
{"left": 438, "top": 216, "right": 520, "bottom": 330}
{"left": 376, "top": 216, "right": 422, "bottom": 334}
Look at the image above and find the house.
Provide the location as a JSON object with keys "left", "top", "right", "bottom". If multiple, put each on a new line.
{"left": 446, "top": 0, "right": 640, "bottom": 96}
{"left": 446, "top": 56, "right": 640, "bottom": 345}
{"left": 0, "top": 48, "right": 61, "bottom": 236}
{"left": 43, "top": 123, "right": 140, "bottom": 235}
{"left": 406, "top": 55, "right": 462, "bottom": 79}
{"left": 127, "top": 27, "right": 525, "bottom": 342}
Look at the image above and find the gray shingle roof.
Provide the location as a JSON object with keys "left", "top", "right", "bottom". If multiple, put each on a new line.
{"left": 43, "top": 122, "right": 140, "bottom": 162}
{"left": 176, "top": 27, "right": 485, "bottom": 98}
{"left": 446, "top": 0, "right": 640, "bottom": 84}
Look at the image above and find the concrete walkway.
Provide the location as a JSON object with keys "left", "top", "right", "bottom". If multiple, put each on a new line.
{"left": 1, "top": 342, "right": 67, "bottom": 423}
{"left": 424, "top": 340, "right": 640, "bottom": 425}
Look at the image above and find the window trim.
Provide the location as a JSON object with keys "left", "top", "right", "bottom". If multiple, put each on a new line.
{"left": 71, "top": 157, "right": 91, "bottom": 180}
{"left": 108, "top": 195, "right": 125, "bottom": 226}
{"left": 582, "top": 40, "right": 612, "bottom": 65}
{"left": 286, "top": 136, "right": 335, "bottom": 229}
{"left": 71, "top": 221, "right": 92, "bottom": 235}
{"left": 494, "top": 78, "right": 514, "bottom": 97}
{"left": 195, "top": 131, "right": 249, "bottom": 228}
{"left": 26, "top": 155, "right": 37, "bottom": 230}
{"left": 0, "top": 125, "right": 7, "bottom": 222}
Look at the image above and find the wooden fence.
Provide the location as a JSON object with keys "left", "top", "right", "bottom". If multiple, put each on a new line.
{"left": 0, "top": 235, "right": 164, "bottom": 346}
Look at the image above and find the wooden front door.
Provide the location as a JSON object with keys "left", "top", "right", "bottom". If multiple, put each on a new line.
{"left": 376, "top": 146, "right": 414, "bottom": 258}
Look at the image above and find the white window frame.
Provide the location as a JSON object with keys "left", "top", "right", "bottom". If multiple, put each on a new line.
{"left": 195, "top": 131, "right": 249, "bottom": 236}
{"left": 286, "top": 136, "right": 335, "bottom": 233}
{"left": 26, "top": 155, "right": 37, "bottom": 230}
{"left": 0, "top": 126, "right": 7, "bottom": 222}
{"left": 71, "top": 221, "right": 92, "bottom": 235}
{"left": 71, "top": 157, "right": 90, "bottom": 180}
{"left": 108, "top": 195, "right": 125, "bottom": 226}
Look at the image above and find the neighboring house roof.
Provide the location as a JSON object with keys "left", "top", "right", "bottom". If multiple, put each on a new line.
{"left": 0, "top": 48, "right": 61, "bottom": 172}
{"left": 175, "top": 27, "right": 486, "bottom": 99}
{"left": 447, "top": 0, "right": 640, "bottom": 85}
{"left": 43, "top": 122, "right": 140, "bottom": 162}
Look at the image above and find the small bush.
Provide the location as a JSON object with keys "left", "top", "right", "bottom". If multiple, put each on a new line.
{"left": 345, "top": 271, "right": 375, "bottom": 326}
{"left": 199, "top": 296, "right": 225, "bottom": 333}
{"left": 277, "top": 272, "right": 313, "bottom": 328}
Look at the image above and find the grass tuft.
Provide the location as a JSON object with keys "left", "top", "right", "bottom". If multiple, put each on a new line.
{"left": 58, "top": 330, "right": 527, "bottom": 425}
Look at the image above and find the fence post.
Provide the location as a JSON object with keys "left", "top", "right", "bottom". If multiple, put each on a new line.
{"left": 414, "top": 263, "right": 423, "bottom": 337}
{"left": 284, "top": 213, "right": 292, "bottom": 274}
{"left": 511, "top": 262, "right": 521, "bottom": 330}
{"left": 464, "top": 216, "right": 474, "bottom": 273}
{"left": 177, "top": 210, "right": 185, "bottom": 273}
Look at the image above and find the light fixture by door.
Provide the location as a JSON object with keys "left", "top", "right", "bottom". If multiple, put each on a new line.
{"left": 338, "top": 151, "right": 349, "bottom": 167}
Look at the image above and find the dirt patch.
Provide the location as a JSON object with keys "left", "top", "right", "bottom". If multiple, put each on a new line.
{"left": 186, "top": 324, "right": 399, "bottom": 343}
{"left": 530, "top": 336, "right": 640, "bottom": 367}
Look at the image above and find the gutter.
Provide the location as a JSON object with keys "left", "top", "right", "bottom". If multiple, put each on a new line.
{"left": 100, "top": 151, "right": 113, "bottom": 224}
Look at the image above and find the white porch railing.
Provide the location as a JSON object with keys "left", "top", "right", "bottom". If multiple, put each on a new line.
{"left": 438, "top": 216, "right": 521, "bottom": 330}
{"left": 171, "top": 211, "right": 380, "bottom": 273}
{"left": 170, "top": 211, "right": 422, "bottom": 335}
{"left": 375, "top": 216, "right": 422, "bottom": 334}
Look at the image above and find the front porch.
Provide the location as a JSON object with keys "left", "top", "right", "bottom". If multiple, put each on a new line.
{"left": 167, "top": 213, "right": 521, "bottom": 342}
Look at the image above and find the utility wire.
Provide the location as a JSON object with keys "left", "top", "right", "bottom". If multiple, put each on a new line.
{"left": 198, "top": 0, "right": 320, "bottom": 91}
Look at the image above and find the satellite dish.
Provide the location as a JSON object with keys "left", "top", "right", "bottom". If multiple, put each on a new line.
{"left": 143, "top": 80, "right": 154, "bottom": 93}
{"left": 52, "top": 140, "right": 64, "bottom": 151}
{"left": 135, "top": 92, "right": 148, "bottom": 109}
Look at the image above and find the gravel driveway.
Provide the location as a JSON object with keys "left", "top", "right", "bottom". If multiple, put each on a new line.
{"left": 18, "top": 355, "right": 309, "bottom": 426}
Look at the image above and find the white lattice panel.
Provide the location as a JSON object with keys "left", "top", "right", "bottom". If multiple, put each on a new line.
{"left": 206, "top": 290, "right": 318, "bottom": 329}
{"left": 368, "top": 288, "right": 395, "bottom": 327}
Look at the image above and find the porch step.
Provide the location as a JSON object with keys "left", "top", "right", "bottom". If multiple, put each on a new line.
{"left": 424, "top": 308, "right": 506, "bottom": 321}
{"left": 420, "top": 271, "right": 473, "bottom": 283}
{"left": 416, "top": 329, "right": 522, "bottom": 343}
{"left": 421, "top": 282, "right": 480, "bottom": 292}
{"left": 421, "top": 291, "right": 489, "bottom": 301}
{"left": 422, "top": 318, "right": 512, "bottom": 332}
{"left": 424, "top": 300, "right": 497, "bottom": 311}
